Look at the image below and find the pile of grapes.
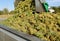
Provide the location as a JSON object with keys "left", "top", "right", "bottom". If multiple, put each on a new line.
{"left": 1, "top": 0, "right": 60, "bottom": 41}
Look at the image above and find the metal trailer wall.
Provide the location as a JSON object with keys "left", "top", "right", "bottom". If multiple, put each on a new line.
{"left": 0, "top": 28, "right": 26, "bottom": 41}
{"left": 35, "top": 0, "right": 45, "bottom": 12}
{"left": 0, "top": 25, "right": 42, "bottom": 41}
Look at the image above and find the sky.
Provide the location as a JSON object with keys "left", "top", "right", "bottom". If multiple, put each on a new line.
{"left": 0, "top": 0, "right": 14, "bottom": 11}
{"left": 46, "top": 0, "right": 60, "bottom": 6}
{"left": 0, "top": 0, "right": 60, "bottom": 11}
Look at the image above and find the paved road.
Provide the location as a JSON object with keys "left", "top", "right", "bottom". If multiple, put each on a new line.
{"left": 0, "top": 18, "right": 7, "bottom": 21}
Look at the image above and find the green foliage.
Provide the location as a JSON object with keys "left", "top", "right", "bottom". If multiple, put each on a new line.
{"left": 3, "top": 8, "right": 9, "bottom": 14}
{"left": 0, "top": 8, "right": 9, "bottom": 15}
{"left": 0, "top": 11, "right": 3, "bottom": 15}
{"left": 52, "top": 6, "right": 60, "bottom": 13}
{"left": 9, "top": 10, "right": 15, "bottom": 14}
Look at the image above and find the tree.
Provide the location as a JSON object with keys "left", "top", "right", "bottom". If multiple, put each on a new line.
{"left": 9, "top": 10, "right": 15, "bottom": 14}
{"left": 0, "top": 11, "right": 3, "bottom": 15}
{"left": 52, "top": 6, "right": 60, "bottom": 13}
{"left": 3, "top": 8, "right": 9, "bottom": 14}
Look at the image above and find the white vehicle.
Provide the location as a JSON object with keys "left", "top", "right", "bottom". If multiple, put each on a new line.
{"left": 48, "top": 7, "right": 55, "bottom": 13}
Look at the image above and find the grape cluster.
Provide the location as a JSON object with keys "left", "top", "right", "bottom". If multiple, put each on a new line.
{"left": 15, "top": 0, "right": 35, "bottom": 14}
{"left": 1, "top": 13, "right": 60, "bottom": 41}
{"left": 1, "top": 0, "right": 60, "bottom": 41}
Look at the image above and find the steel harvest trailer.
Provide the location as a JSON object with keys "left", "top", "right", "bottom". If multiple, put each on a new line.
{"left": 0, "top": 25, "right": 43, "bottom": 41}
{"left": 0, "top": 0, "right": 54, "bottom": 41}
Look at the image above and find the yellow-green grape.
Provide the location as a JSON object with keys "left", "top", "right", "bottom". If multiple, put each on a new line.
{"left": 1, "top": 0, "right": 60, "bottom": 41}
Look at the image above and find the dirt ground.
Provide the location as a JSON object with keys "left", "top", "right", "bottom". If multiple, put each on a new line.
{"left": 0, "top": 14, "right": 13, "bottom": 19}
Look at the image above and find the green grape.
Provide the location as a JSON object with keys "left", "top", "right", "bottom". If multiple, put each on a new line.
{"left": 0, "top": 0, "right": 60, "bottom": 41}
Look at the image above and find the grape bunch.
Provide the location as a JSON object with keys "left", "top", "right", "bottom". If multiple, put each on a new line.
{"left": 15, "top": 0, "right": 35, "bottom": 14}
{"left": 1, "top": 0, "right": 60, "bottom": 41}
